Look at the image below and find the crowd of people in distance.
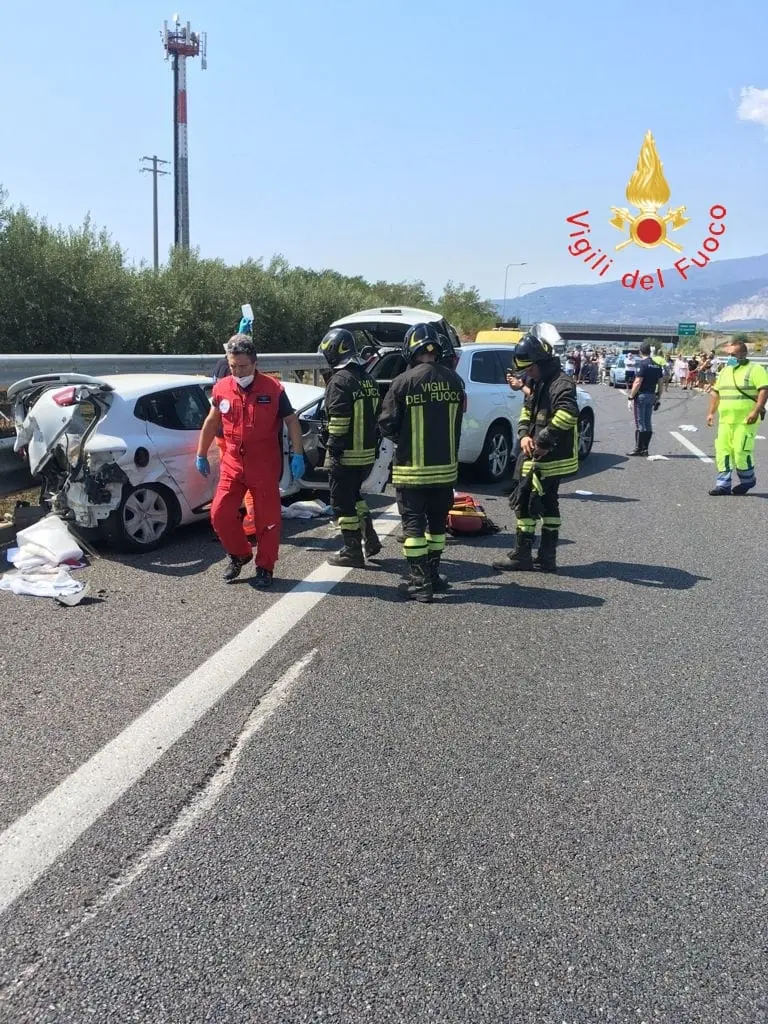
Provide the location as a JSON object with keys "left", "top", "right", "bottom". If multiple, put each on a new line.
{"left": 562, "top": 344, "right": 727, "bottom": 392}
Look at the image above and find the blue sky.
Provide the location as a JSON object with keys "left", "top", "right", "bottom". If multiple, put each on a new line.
{"left": 4, "top": 0, "right": 768, "bottom": 300}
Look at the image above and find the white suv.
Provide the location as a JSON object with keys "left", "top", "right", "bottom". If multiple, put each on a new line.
{"left": 368, "top": 342, "right": 595, "bottom": 482}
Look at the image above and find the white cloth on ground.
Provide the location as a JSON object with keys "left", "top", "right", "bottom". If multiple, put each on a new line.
{"left": 0, "top": 566, "right": 84, "bottom": 598}
{"left": 10, "top": 515, "right": 83, "bottom": 569}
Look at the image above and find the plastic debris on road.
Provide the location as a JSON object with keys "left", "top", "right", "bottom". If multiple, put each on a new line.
{"left": 574, "top": 490, "right": 594, "bottom": 496}
{"left": 679, "top": 425, "right": 698, "bottom": 432}
{"left": 646, "top": 454, "right": 669, "bottom": 461}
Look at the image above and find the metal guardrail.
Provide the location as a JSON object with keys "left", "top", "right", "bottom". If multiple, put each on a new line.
{"left": 0, "top": 352, "right": 325, "bottom": 381}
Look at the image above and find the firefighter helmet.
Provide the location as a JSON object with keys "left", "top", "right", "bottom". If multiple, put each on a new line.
{"left": 402, "top": 323, "right": 441, "bottom": 365}
{"left": 512, "top": 322, "right": 562, "bottom": 370}
{"left": 318, "top": 328, "right": 358, "bottom": 368}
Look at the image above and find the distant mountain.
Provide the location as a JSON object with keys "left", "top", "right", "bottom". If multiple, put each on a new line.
{"left": 497, "top": 253, "right": 768, "bottom": 329}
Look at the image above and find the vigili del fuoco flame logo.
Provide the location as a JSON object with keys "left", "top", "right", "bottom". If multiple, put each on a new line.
{"left": 565, "top": 131, "right": 727, "bottom": 291}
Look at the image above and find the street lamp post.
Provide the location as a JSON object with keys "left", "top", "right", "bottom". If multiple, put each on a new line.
{"left": 517, "top": 282, "right": 537, "bottom": 326}
{"left": 502, "top": 262, "right": 527, "bottom": 323}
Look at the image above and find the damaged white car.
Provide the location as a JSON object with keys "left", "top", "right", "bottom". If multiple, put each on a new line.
{"left": 9, "top": 372, "right": 387, "bottom": 552}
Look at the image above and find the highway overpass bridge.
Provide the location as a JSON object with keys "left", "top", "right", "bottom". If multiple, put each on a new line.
{"left": 542, "top": 323, "right": 687, "bottom": 346}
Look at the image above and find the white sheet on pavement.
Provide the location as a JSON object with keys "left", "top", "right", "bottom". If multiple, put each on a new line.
{"left": 0, "top": 566, "right": 85, "bottom": 599}
{"left": 281, "top": 500, "right": 333, "bottom": 519}
{"left": 10, "top": 515, "right": 83, "bottom": 569}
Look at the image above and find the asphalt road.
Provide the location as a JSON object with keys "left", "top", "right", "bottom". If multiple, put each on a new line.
{"left": 0, "top": 385, "right": 766, "bottom": 1024}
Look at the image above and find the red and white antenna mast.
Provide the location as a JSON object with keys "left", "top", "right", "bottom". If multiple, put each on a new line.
{"left": 161, "top": 15, "right": 207, "bottom": 251}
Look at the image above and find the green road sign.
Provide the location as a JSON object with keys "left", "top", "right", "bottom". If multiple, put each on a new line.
{"left": 678, "top": 323, "right": 697, "bottom": 336}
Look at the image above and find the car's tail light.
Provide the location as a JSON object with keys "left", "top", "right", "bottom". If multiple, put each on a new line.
{"left": 52, "top": 387, "right": 78, "bottom": 407}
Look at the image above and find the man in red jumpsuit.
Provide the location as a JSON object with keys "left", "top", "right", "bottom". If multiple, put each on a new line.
{"left": 196, "top": 334, "right": 306, "bottom": 587}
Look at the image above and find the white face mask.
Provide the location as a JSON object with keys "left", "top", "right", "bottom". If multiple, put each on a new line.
{"left": 234, "top": 373, "right": 254, "bottom": 388}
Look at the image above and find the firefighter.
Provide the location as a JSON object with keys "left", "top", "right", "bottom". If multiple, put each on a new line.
{"left": 318, "top": 327, "right": 382, "bottom": 566}
{"left": 492, "top": 322, "right": 578, "bottom": 574}
{"left": 196, "top": 333, "right": 306, "bottom": 586}
{"left": 706, "top": 337, "right": 768, "bottom": 495}
{"left": 378, "top": 323, "right": 465, "bottom": 602}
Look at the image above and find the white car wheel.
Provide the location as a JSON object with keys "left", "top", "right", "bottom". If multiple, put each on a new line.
{"left": 102, "top": 484, "right": 177, "bottom": 552}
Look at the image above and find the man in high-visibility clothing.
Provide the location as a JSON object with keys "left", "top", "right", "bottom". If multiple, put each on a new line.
{"left": 318, "top": 327, "right": 382, "bottom": 567}
{"left": 706, "top": 337, "right": 768, "bottom": 496}
{"left": 493, "top": 323, "right": 578, "bottom": 574}
{"left": 196, "top": 334, "right": 306, "bottom": 586}
{"left": 378, "top": 323, "right": 465, "bottom": 602}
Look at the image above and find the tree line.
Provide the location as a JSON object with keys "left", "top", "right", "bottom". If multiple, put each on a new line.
{"left": 0, "top": 190, "right": 499, "bottom": 355}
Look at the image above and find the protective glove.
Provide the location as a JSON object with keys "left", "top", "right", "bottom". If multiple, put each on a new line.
{"left": 238, "top": 316, "right": 253, "bottom": 335}
{"left": 195, "top": 455, "right": 211, "bottom": 477}
{"left": 290, "top": 453, "right": 305, "bottom": 480}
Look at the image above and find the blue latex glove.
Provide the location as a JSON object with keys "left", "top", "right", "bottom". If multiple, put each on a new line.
{"left": 238, "top": 316, "right": 253, "bottom": 335}
{"left": 195, "top": 455, "right": 211, "bottom": 477}
{"left": 290, "top": 454, "right": 305, "bottom": 480}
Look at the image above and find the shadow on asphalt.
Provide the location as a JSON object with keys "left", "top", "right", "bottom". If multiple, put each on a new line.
{"left": 558, "top": 560, "right": 709, "bottom": 590}
{"left": 572, "top": 451, "right": 629, "bottom": 479}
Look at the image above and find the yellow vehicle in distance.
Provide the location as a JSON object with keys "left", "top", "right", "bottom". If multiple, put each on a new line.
{"left": 473, "top": 328, "right": 526, "bottom": 345}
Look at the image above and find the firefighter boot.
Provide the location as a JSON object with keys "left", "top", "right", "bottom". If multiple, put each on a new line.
{"left": 535, "top": 529, "right": 558, "bottom": 573}
{"left": 362, "top": 514, "right": 382, "bottom": 558}
{"left": 427, "top": 551, "right": 450, "bottom": 592}
{"left": 492, "top": 530, "right": 535, "bottom": 571}
{"left": 397, "top": 556, "right": 433, "bottom": 603}
{"left": 328, "top": 530, "right": 366, "bottom": 568}
{"left": 627, "top": 431, "right": 643, "bottom": 456}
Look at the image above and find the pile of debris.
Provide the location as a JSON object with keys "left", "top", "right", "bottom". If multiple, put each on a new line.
{"left": 0, "top": 514, "right": 91, "bottom": 606}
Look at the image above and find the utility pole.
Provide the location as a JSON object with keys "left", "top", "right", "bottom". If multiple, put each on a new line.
{"left": 140, "top": 156, "right": 170, "bottom": 272}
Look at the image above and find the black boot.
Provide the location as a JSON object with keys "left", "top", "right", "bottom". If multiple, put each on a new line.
{"left": 397, "top": 556, "right": 433, "bottom": 602}
{"left": 535, "top": 529, "right": 558, "bottom": 573}
{"left": 361, "top": 514, "right": 382, "bottom": 558}
{"left": 627, "top": 431, "right": 643, "bottom": 456}
{"left": 638, "top": 430, "right": 652, "bottom": 455}
{"left": 427, "top": 551, "right": 450, "bottom": 592}
{"left": 223, "top": 553, "right": 253, "bottom": 583}
{"left": 328, "top": 530, "right": 365, "bottom": 568}
{"left": 492, "top": 530, "right": 535, "bottom": 571}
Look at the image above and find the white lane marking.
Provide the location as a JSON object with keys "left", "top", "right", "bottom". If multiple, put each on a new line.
{"left": 0, "top": 506, "right": 401, "bottom": 917}
{"left": 670, "top": 431, "right": 713, "bottom": 463}
{"left": 0, "top": 651, "right": 316, "bottom": 999}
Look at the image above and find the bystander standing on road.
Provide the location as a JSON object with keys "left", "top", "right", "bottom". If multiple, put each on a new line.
{"left": 674, "top": 354, "right": 688, "bottom": 388}
{"left": 706, "top": 337, "right": 768, "bottom": 496}
{"left": 627, "top": 343, "right": 663, "bottom": 457}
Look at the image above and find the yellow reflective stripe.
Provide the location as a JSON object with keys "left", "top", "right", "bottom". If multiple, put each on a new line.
{"left": 551, "top": 411, "right": 577, "bottom": 428}
{"left": 448, "top": 400, "right": 458, "bottom": 460}
{"left": 341, "top": 450, "right": 376, "bottom": 466}
{"left": 353, "top": 400, "right": 363, "bottom": 454}
{"left": 519, "top": 408, "right": 532, "bottom": 422}
{"left": 410, "top": 404, "right": 425, "bottom": 467}
{"left": 328, "top": 416, "right": 351, "bottom": 436}
{"left": 392, "top": 467, "right": 458, "bottom": 485}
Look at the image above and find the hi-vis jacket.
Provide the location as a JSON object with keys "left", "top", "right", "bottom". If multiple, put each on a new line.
{"left": 518, "top": 364, "right": 579, "bottom": 479}
{"left": 713, "top": 361, "right": 768, "bottom": 422}
{"left": 325, "top": 363, "right": 381, "bottom": 468}
{"left": 378, "top": 362, "right": 465, "bottom": 487}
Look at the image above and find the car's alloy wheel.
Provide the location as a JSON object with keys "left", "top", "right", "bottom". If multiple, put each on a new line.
{"left": 117, "top": 485, "right": 174, "bottom": 550}
{"left": 577, "top": 412, "right": 594, "bottom": 460}
{"left": 476, "top": 423, "right": 511, "bottom": 482}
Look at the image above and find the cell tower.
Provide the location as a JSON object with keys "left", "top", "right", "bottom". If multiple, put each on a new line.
{"left": 161, "top": 15, "right": 207, "bottom": 250}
